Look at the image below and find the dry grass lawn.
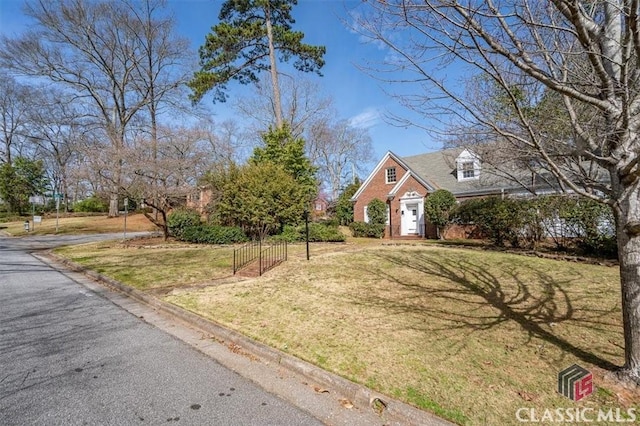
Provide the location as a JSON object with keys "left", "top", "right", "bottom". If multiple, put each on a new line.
{"left": 1, "top": 213, "right": 156, "bottom": 236}
{"left": 55, "top": 239, "right": 639, "bottom": 424}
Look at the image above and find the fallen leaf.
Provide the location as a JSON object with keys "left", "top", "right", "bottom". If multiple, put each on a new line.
{"left": 517, "top": 391, "right": 535, "bottom": 401}
{"left": 339, "top": 398, "right": 353, "bottom": 409}
{"left": 313, "top": 386, "right": 330, "bottom": 394}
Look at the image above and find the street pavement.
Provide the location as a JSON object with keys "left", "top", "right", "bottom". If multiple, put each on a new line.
{"left": 0, "top": 234, "right": 323, "bottom": 425}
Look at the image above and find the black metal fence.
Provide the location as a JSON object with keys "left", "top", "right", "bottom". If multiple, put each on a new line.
{"left": 233, "top": 240, "right": 288, "bottom": 276}
{"left": 233, "top": 240, "right": 261, "bottom": 274}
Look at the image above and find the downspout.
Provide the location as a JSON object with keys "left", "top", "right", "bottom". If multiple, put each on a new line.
{"left": 387, "top": 194, "right": 395, "bottom": 239}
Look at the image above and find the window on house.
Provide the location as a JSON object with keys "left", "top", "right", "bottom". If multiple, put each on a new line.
{"left": 315, "top": 203, "right": 322, "bottom": 211}
{"left": 461, "top": 161, "right": 475, "bottom": 179}
{"left": 386, "top": 167, "right": 397, "bottom": 184}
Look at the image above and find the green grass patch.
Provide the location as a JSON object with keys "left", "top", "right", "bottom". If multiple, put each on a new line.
{"left": 55, "top": 241, "right": 234, "bottom": 290}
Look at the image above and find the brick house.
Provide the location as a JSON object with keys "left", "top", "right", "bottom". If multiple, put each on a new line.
{"left": 351, "top": 148, "right": 540, "bottom": 239}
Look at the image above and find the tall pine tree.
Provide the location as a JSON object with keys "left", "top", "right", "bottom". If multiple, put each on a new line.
{"left": 189, "top": 0, "right": 325, "bottom": 128}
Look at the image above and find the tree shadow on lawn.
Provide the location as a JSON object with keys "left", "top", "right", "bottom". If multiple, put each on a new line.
{"left": 366, "top": 250, "right": 620, "bottom": 371}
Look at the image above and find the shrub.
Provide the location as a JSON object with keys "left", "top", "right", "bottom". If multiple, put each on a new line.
{"left": 349, "top": 221, "right": 385, "bottom": 238}
{"left": 367, "top": 198, "right": 387, "bottom": 226}
{"left": 424, "top": 189, "right": 456, "bottom": 239}
{"left": 271, "top": 222, "right": 345, "bottom": 243}
{"left": 453, "top": 197, "right": 524, "bottom": 247}
{"left": 334, "top": 180, "right": 360, "bottom": 225}
{"left": 560, "top": 198, "right": 616, "bottom": 257}
{"left": 73, "top": 196, "right": 108, "bottom": 213}
{"left": 167, "top": 209, "right": 202, "bottom": 238}
{"left": 180, "top": 224, "right": 247, "bottom": 244}
{"left": 308, "top": 222, "right": 346, "bottom": 242}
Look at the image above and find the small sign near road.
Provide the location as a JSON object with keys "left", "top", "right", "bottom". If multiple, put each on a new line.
{"left": 33, "top": 216, "right": 42, "bottom": 224}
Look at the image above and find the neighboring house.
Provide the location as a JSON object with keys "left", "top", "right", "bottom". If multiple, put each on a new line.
{"left": 351, "top": 148, "right": 548, "bottom": 239}
{"left": 186, "top": 186, "right": 213, "bottom": 216}
{"left": 311, "top": 194, "right": 330, "bottom": 220}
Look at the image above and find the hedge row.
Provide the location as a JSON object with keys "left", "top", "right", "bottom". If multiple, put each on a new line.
{"left": 271, "top": 222, "right": 345, "bottom": 243}
{"left": 453, "top": 195, "right": 617, "bottom": 257}
{"left": 167, "top": 209, "right": 247, "bottom": 244}
{"left": 349, "top": 221, "right": 385, "bottom": 238}
{"left": 180, "top": 224, "right": 248, "bottom": 245}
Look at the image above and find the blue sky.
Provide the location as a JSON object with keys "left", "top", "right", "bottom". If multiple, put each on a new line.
{"left": 0, "top": 0, "right": 441, "bottom": 159}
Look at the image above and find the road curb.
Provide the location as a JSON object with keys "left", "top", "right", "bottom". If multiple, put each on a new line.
{"left": 46, "top": 250, "right": 453, "bottom": 426}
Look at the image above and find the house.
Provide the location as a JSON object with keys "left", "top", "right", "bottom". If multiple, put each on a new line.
{"left": 186, "top": 186, "right": 213, "bottom": 217}
{"left": 311, "top": 194, "right": 330, "bottom": 220}
{"left": 351, "top": 148, "right": 545, "bottom": 239}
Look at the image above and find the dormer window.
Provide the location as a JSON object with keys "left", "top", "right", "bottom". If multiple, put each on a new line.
{"left": 461, "top": 161, "right": 475, "bottom": 179}
{"left": 386, "top": 167, "right": 397, "bottom": 184}
{"left": 456, "top": 149, "right": 481, "bottom": 181}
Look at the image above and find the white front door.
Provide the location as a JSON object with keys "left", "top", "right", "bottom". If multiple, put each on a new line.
{"left": 405, "top": 203, "right": 418, "bottom": 234}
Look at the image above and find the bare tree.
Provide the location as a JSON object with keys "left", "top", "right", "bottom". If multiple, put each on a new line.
{"left": 235, "top": 73, "right": 333, "bottom": 140}
{"left": 235, "top": 74, "right": 374, "bottom": 197}
{"left": 126, "top": 125, "right": 211, "bottom": 239}
{"left": 25, "top": 88, "right": 87, "bottom": 211}
{"left": 124, "top": 0, "right": 192, "bottom": 220}
{"left": 0, "top": 0, "right": 191, "bottom": 217}
{"left": 307, "top": 118, "right": 374, "bottom": 200}
{"left": 0, "top": 74, "right": 32, "bottom": 166}
{"left": 357, "top": 0, "right": 640, "bottom": 382}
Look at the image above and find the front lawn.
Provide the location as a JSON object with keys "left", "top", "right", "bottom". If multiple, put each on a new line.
{"left": 56, "top": 240, "right": 638, "bottom": 424}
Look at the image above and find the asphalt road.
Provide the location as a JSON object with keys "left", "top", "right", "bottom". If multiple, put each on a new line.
{"left": 0, "top": 234, "right": 323, "bottom": 426}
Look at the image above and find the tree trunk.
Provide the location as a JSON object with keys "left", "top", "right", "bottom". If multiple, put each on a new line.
{"left": 614, "top": 185, "right": 640, "bottom": 383}
{"left": 264, "top": 5, "right": 283, "bottom": 129}
{"left": 109, "top": 191, "right": 119, "bottom": 217}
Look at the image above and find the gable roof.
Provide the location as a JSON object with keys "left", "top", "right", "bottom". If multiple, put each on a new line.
{"left": 350, "top": 151, "right": 438, "bottom": 201}
{"left": 352, "top": 148, "right": 535, "bottom": 201}
{"left": 402, "top": 148, "right": 525, "bottom": 197}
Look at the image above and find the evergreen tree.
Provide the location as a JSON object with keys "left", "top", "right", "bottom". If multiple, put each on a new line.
{"left": 0, "top": 157, "right": 48, "bottom": 214}
{"left": 251, "top": 124, "right": 318, "bottom": 199}
{"left": 334, "top": 179, "right": 360, "bottom": 225}
{"left": 189, "top": 0, "right": 325, "bottom": 128}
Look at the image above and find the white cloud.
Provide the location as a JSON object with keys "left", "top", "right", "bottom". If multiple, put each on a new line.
{"left": 349, "top": 107, "right": 382, "bottom": 129}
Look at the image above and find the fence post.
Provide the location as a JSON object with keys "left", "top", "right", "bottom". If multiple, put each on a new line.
{"left": 259, "top": 239, "right": 262, "bottom": 276}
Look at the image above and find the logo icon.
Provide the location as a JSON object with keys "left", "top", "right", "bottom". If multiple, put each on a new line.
{"left": 558, "top": 364, "right": 593, "bottom": 401}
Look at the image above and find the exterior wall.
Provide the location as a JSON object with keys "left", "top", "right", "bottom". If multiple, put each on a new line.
{"left": 353, "top": 156, "right": 431, "bottom": 238}
{"left": 311, "top": 197, "right": 329, "bottom": 220}
{"left": 186, "top": 187, "right": 213, "bottom": 217}
{"left": 354, "top": 156, "right": 408, "bottom": 223}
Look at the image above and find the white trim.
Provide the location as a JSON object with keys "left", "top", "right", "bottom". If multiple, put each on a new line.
{"left": 456, "top": 149, "right": 481, "bottom": 182}
{"left": 351, "top": 152, "right": 395, "bottom": 201}
{"left": 385, "top": 166, "right": 397, "bottom": 184}
{"left": 351, "top": 151, "right": 439, "bottom": 202}
{"left": 364, "top": 202, "right": 390, "bottom": 224}
{"left": 389, "top": 170, "right": 437, "bottom": 196}
{"left": 399, "top": 192, "right": 425, "bottom": 236}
